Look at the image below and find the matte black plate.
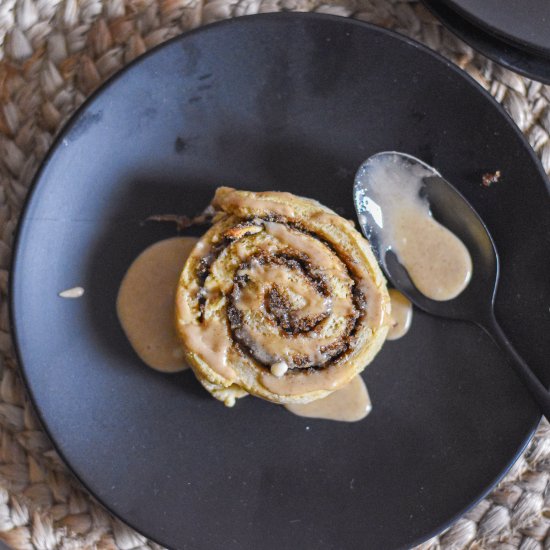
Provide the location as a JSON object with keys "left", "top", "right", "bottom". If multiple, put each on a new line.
{"left": 424, "top": 0, "right": 550, "bottom": 85}
{"left": 442, "top": 0, "right": 550, "bottom": 58}
{"left": 10, "top": 13, "right": 550, "bottom": 550}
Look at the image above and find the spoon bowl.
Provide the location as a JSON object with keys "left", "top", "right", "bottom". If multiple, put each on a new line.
{"left": 354, "top": 151, "right": 550, "bottom": 419}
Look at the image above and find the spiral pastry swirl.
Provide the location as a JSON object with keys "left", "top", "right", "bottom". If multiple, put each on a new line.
{"left": 176, "top": 188, "right": 390, "bottom": 406}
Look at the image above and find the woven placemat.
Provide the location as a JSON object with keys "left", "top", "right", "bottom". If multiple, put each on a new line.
{"left": 1, "top": 0, "right": 549, "bottom": 548}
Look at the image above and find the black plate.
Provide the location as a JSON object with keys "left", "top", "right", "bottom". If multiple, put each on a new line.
{"left": 424, "top": 0, "right": 550, "bottom": 85}
{"left": 442, "top": 0, "right": 550, "bottom": 58}
{"left": 10, "top": 13, "right": 550, "bottom": 550}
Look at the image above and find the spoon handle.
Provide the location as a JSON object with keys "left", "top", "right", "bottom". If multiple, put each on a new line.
{"left": 482, "top": 314, "right": 550, "bottom": 419}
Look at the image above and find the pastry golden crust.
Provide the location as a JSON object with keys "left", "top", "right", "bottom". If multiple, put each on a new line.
{"left": 176, "top": 187, "right": 390, "bottom": 406}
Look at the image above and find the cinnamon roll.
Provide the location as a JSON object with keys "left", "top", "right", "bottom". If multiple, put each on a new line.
{"left": 176, "top": 187, "right": 390, "bottom": 406}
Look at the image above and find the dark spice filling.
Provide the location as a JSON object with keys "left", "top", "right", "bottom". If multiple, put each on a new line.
{"left": 196, "top": 216, "right": 368, "bottom": 371}
{"left": 266, "top": 286, "right": 328, "bottom": 333}
{"left": 229, "top": 251, "right": 331, "bottom": 336}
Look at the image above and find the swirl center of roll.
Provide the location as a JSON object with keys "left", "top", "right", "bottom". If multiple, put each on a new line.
{"left": 232, "top": 253, "right": 331, "bottom": 336}
{"left": 223, "top": 222, "right": 361, "bottom": 370}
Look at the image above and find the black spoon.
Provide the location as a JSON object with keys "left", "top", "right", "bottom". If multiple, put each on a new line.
{"left": 354, "top": 151, "right": 550, "bottom": 419}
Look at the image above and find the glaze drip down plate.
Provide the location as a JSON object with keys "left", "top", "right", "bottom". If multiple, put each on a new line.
{"left": 10, "top": 13, "right": 550, "bottom": 550}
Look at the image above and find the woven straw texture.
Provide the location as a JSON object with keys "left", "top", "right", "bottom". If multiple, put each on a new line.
{"left": 1, "top": 0, "right": 550, "bottom": 548}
